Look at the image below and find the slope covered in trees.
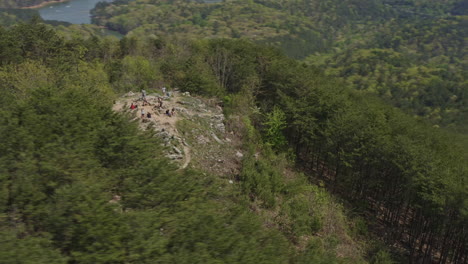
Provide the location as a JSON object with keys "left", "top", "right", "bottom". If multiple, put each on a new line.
{"left": 164, "top": 37, "right": 467, "bottom": 263}
{"left": 0, "top": 8, "right": 41, "bottom": 25}
{"left": 0, "top": 20, "right": 386, "bottom": 264}
{"left": 90, "top": 0, "right": 467, "bottom": 132}
{"left": 309, "top": 15, "right": 467, "bottom": 133}
{"left": 1, "top": 19, "right": 467, "bottom": 263}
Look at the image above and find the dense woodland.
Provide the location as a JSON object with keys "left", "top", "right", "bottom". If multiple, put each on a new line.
{"left": 0, "top": 9, "right": 123, "bottom": 38}
{"left": 0, "top": 8, "right": 40, "bottom": 25}
{"left": 0, "top": 0, "right": 467, "bottom": 263}
{"left": 91, "top": 0, "right": 467, "bottom": 132}
{"left": 0, "top": 20, "right": 381, "bottom": 264}
{"left": 0, "top": 18, "right": 467, "bottom": 263}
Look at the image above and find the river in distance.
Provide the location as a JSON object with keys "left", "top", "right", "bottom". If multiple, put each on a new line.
{"left": 38, "top": 0, "right": 113, "bottom": 24}
{"left": 38, "top": 0, "right": 221, "bottom": 25}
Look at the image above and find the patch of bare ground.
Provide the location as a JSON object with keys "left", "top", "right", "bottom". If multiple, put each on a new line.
{"left": 113, "top": 90, "right": 243, "bottom": 177}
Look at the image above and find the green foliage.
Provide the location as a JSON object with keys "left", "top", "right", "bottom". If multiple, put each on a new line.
{"left": 0, "top": 20, "right": 305, "bottom": 264}
{"left": 45, "top": 183, "right": 127, "bottom": 263}
{"left": 371, "top": 250, "right": 395, "bottom": 264}
{"left": 55, "top": 24, "right": 123, "bottom": 40}
{"left": 280, "top": 192, "right": 322, "bottom": 236}
{"left": 240, "top": 150, "right": 284, "bottom": 208}
{"left": 118, "top": 55, "right": 161, "bottom": 91}
{"left": 261, "top": 51, "right": 467, "bottom": 263}
{"left": 0, "top": 8, "right": 40, "bottom": 26}
{"left": 176, "top": 55, "right": 221, "bottom": 96}
{"left": 312, "top": 15, "right": 468, "bottom": 130}
{"left": 89, "top": 0, "right": 467, "bottom": 131}
{"left": 1, "top": 15, "right": 465, "bottom": 263}
{"left": 0, "top": 229, "right": 67, "bottom": 264}
{"left": 295, "top": 238, "right": 341, "bottom": 264}
{"left": 0, "top": 18, "right": 83, "bottom": 68}
{"left": 263, "top": 106, "right": 287, "bottom": 150}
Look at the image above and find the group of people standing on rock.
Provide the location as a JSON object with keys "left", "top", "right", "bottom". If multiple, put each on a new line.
{"left": 141, "top": 109, "right": 151, "bottom": 119}
{"left": 129, "top": 87, "right": 176, "bottom": 120}
{"left": 165, "top": 108, "right": 176, "bottom": 117}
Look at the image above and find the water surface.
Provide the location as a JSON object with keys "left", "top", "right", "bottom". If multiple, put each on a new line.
{"left": 39, "top": 0, "right": 113, "bottom": 24}
{"left": 39, "top": 0, "right": 222, "bottom": 24}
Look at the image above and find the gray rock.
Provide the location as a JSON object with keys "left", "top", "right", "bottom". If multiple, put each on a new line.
{"left": 215, "top": 123, "right": 226, "bottom": 133}
{"left": 173, "top": 146, "right": 182, "bottom": 154}
{"left": 159, "top": 131, "right": 170, "bottom": 138}
{"left": 212, "top": 114, "right": 225, "bottom": 121}
{"left": 235, "top": 151, "right": 243, "bottom": 158}
{"left": 197, "top": 135, "right": 210, "bottom": 144}
{"left": 167, "top": 154, "right": 183, "bottom": 160}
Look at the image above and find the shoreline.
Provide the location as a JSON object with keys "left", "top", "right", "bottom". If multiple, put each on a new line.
{"left": 19, "top": 0, "right": 70, "bottom": 9}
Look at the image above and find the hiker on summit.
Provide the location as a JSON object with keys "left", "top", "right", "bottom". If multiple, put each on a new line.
{"left": 142, "top": 89, "right": 147, "bottom": 100}
{"left": 162, "top": 87, "right": 166, "bottom": 96}
{"left": 158, "top": 97, "right": 163, "bottom": 108}
{"left": 141, "top": 108, "right": 145, "bottom": 119}
{"left": 130, "top": 103, "right": 136, "bottom": 109}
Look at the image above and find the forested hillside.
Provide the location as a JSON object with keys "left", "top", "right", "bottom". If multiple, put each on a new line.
{"left": 90, "top": 0, "right": 467, "bottom": 131}
{"left": 310, "top": 15, "right": 467, "bottom": 133}
{"left": 1, "top": 18, "right": 467, "bottom": 263}
{"left": 0, "top": 8, "right": 43, "bottom": 25}
{"left": 0, "top": 20, "right": 382, "bottom": 264}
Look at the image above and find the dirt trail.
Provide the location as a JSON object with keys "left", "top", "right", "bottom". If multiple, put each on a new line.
{"left": 181, "top": 145, "right": 191, "bottom": 169}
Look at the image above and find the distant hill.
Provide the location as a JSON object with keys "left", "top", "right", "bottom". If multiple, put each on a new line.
{"left": 90, "top": 0, "right": 467, "bottom": 131}
{"left": 0, "top": 8, "right": 39, "bottom": 25}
